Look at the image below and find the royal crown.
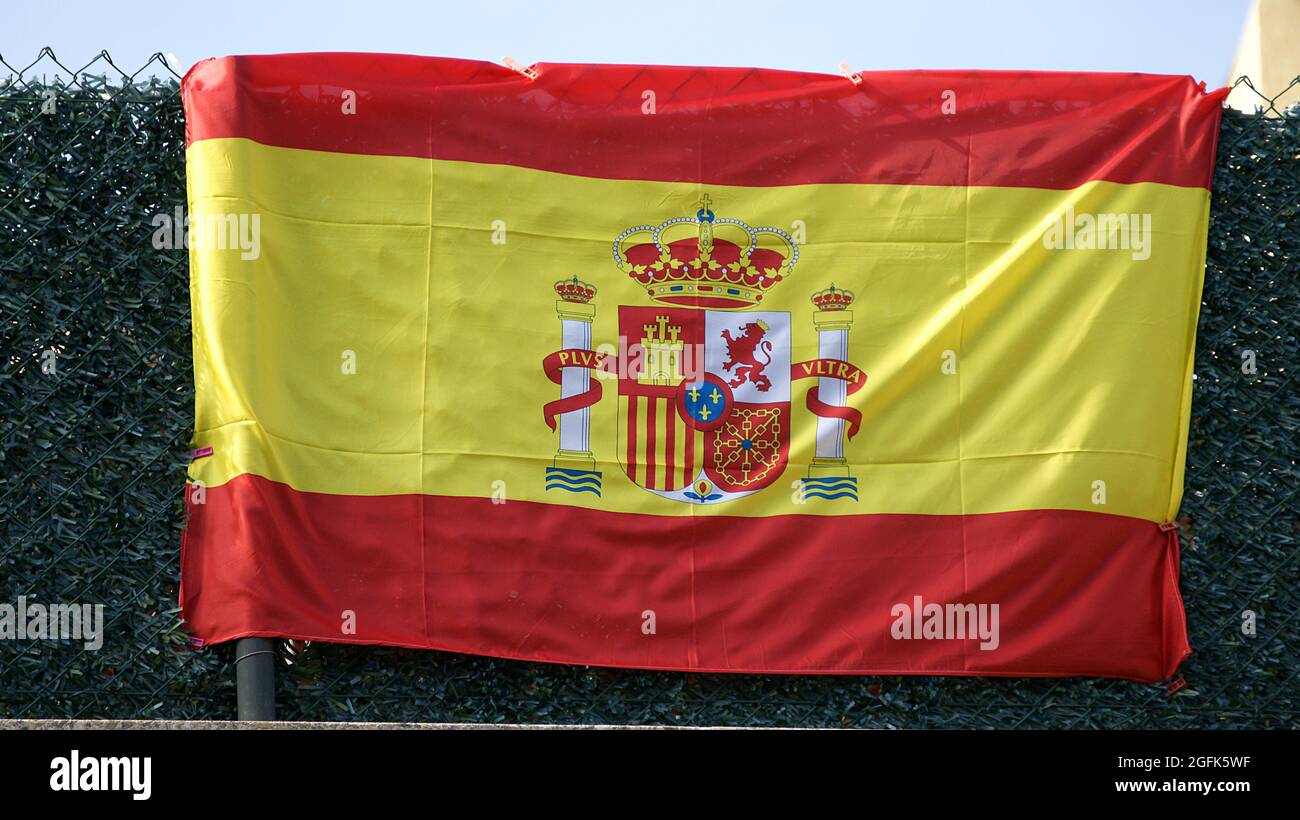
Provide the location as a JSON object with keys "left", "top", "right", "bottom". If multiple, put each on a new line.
{"left": 810, "top": 284, "right": 854, "bottom": 311}
{"left": 612, "top": 195, "right": 799, "bottom": 310}
{"left": 555, "top": 276, "right": 597, "bottom": 304}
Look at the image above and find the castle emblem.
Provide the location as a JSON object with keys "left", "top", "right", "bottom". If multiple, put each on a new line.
{"left": 542, "top": 196, "right": 866, "bottom": 504}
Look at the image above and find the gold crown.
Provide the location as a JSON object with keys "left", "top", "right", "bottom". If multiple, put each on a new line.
{"left": 612, "top": 195, "right": 799, "bottom": 310}
{"left": 810, "top": 284, "right": 854, "bottom": 311}
{"left": 555, "top": 276, "right": 597, "bottom": 303}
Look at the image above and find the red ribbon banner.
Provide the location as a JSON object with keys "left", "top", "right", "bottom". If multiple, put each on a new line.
{"left": 542, "top": 349, "right": 609, "bottom": 431}
{"left": 791, "top": 359, "right": 867, "bottom": 439}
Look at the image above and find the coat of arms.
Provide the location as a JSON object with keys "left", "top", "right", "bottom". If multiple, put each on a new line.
{"left": 541, "top": 196, "right": 866, "bottom": 504}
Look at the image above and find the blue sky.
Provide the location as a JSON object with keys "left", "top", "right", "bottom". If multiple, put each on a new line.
{"left": 4, "top": 0, "right": 1253, "bottom": 86}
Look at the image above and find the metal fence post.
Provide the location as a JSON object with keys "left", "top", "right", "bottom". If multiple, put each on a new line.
{"left": 234, "top": 638, "right": 276, "bottom": 720}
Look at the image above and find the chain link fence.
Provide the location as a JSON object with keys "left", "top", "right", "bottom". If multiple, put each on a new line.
{"left": 1, "top": 51, "right": 1296, "bottom": 726}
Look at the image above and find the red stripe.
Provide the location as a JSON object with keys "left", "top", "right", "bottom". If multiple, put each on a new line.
{"left": 184, "top": 54, "right": 1228, "bottom": 190}
{"left": 645, "top": 398, "right": 657, "bottom": 490}
{"left": 625, "top": 395, "right": 637, "bottom": 482}
{"left": 181, "top": 473, "right": 1191, "bottom": 681}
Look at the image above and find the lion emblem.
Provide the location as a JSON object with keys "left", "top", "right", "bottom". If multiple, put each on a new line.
{"left": 721, "top": 320, "right": 774, "bottom": 392}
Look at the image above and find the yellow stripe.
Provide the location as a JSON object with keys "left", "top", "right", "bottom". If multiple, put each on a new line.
{"left": 635, "top": 397, "right": 648, "bottom": 487}
{"left": 623, "top": 395, "right": 634, "bottom": 486}
{"left": 186, "top": 137, "right": 1207, "bottom": 521}
{"left": 672, "top": 410, "right": 688, "bottom": 492}
{"left": 647, "top": 398, "right": 659, "bottom": 490}
{"left": 656, "top": 397, "right": 669, "bottom": 490}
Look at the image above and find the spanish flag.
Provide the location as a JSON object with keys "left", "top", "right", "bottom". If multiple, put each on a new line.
{"left": 180, "top": 54, "right": 1227, "bottom": 681}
